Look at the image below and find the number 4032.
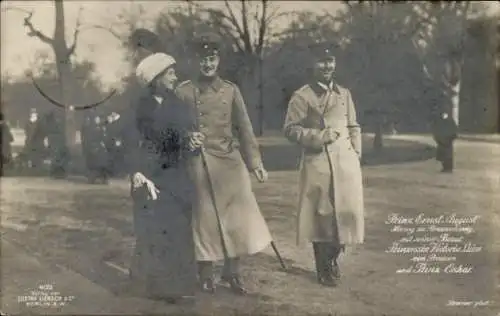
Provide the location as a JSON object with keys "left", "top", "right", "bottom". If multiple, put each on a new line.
{"left": 38, "top": 284, "right": 53, "bottom": 291}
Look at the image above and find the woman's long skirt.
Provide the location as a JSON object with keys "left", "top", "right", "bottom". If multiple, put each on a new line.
{"left": 130, "top": 171, "right": 197, "bottom": 298}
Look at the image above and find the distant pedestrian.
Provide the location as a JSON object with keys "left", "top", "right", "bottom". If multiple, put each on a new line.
{"left": 432, "top": 112, "right": 457, "bottom": 173}
{"left": 23, "top": 108, "right": 46, "bottom": 169}
{"left": 104, "top": 111, "right": 126, "bottom": 176}
{"left": 81, "top": 111, "right": 109, "bottom": 184}
{"left": 43, "top": 109, "right": 69, "bottom": 178}
{"left": 1, "top": 112, "right": 14, "bottom": 173}
{"left": 283, "top": 42, "right": 365, "bottom": 287}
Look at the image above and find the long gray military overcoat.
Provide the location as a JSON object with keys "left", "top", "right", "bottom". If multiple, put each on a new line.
{"left": 175, "top": 77, "right": 272, "bottom": 261}
{"left": 284, "top": 82, "right": 364, "bottom": 246}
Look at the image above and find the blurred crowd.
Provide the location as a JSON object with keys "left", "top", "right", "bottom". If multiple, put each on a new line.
{"left": 0, "top": 107, "right": 128, "bottom": 181}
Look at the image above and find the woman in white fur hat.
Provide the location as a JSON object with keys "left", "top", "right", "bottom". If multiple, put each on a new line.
{"left": 125, "top": 52, "right": 203, "bottom": 304}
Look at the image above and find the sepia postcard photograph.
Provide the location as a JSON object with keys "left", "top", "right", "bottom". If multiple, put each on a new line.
{"left": 1, "top": 1, "right": 499, "bottom": 315}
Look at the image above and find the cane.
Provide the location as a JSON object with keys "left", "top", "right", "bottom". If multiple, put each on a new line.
{"left": 271, "top": 241, "right": 287, "bottom": 270}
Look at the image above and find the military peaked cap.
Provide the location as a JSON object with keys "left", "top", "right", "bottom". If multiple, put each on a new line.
{"left": 193, "top": 32, "right": 222, "bottom": 57}
{"left": 309, "top": 42, "right": 338, "bottom": 61}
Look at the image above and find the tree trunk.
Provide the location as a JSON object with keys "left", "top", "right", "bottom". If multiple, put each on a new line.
{"left": 238, "top": 57, "right": 261, "bottom": 134}
{"left": 444, "top": 58, "right": 462, "bottom": 126}
{"left": 53, "top": 0, "right": 78, "bottom": 158}
{"left": 257, "top": 57, "right": 264, "bottom": 136}
{"left": 450, "top": 81, "right": 460, "bottom": 126}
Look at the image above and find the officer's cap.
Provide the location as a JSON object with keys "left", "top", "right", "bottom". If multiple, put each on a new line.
{"left": 194, "top": 32, "right": 222, "bottom": 57}
{"left": 309, "top": 42, "right": 337, "bottom": 62}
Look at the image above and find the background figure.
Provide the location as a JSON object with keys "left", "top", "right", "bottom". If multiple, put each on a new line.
{"left": 432, "top": 112, "right": 458, "bottom": 173}
{"left": 283, "top": 42, "right": 364, "bottom": 287}
{"left": 104, "top": 111, "right": 126, "bottom": 177}
{"left": 23, "top": 108, "right": 46, "bottom": 169}
{"left": 43, "top": 109, "right": 69, "bottom": 179}
{"left": 81, "top": 111, "right": 109, "bottom": 184}
{"left": 175, "top": 32, "right": 272, "bottom": 295}
{"left": 126, "top": 52, "right": 198, "bottom": 303}
{"left": 1, "top": 112, "right": 14, "bottom": 174}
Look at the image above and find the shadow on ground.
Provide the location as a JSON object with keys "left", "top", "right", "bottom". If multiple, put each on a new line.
{"left": 261, "top": 138, "right": 436, "bottom": 171}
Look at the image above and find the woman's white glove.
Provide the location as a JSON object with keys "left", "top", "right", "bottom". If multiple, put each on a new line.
{"left": 131, "top": 172, "right": 159, "bottom": 201}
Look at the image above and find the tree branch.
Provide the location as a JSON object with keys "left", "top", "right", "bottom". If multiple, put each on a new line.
{"left": 209, "top": 16, "right": 245, "bottom": 52}
{"left": 157, "top": 14, "right": 176, "bottom": 36}
{"left": 205, "top": 8, "right": 246, "bottom": 51}
{"left": 264, "top": 8, "right": 289, "bottom": 25}
{"left": 1, "top": 6, "right": 31, "bottom": 14}
{"left": 79, "top": 24, "right": 124, "bottom": 41}
{"left": 67, "top": 7, "right": 84, "bottom": 57}
{"left": 23, "top": 11, "right": 54, "bottom": 45}
{"left": 223, "top": 0, "right": 246, "bottom": 42}
{"left": 240, "top": 0, "right": 253, "bottom": 52}
{"left": 256, "top": 0, "right": 268, "bottom": 56}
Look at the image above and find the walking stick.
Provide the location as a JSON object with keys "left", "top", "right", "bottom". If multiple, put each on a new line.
{"left": 271, "top": 241, "right": 287, "bottom": 270}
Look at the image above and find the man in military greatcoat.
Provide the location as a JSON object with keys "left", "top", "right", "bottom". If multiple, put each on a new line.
{"left": 283, "top": 43, "right": 365, "bottom": 287}
{"left": 175, "top": 32, "right": 273, "bottom": 295}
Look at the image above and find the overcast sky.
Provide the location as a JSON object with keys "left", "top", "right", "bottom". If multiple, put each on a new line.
{"left": 1, "top": 1, "right": 344, "bottom": 87}
{"left": 1, "top": 1, "right": 498, "bottom": 89}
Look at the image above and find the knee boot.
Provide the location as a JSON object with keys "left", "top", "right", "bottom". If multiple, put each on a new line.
{"left": 313, "top": 242, "right": 336, "bottom": 287}
{"left": 221, "top": 257, "right": 247, "bottom": 295}
{"left": 197, "top": 261, "right": 215, "bottom": 293}
{"left": 330, "top": 244, "right": 345, "bottom": 280}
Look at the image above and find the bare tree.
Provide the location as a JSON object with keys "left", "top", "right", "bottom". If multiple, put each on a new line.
{"left": 202, "top": 0, "right": 291, "bottom": 135}
{"left": 334, "top": 1, "right": 473, "bottom": 147}
{"left": 7, "top": 0, "right": 85, "bottom": 156}
{"left": 410, "top": 1, "right": 472, "bottom": 126}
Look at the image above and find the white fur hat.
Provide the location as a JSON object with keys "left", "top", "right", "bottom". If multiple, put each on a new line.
{"left": 135, "top": 53, "right": 176, "bottom": 87}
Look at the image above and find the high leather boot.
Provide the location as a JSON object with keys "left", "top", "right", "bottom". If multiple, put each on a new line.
{"left": 330, "top": 244, "right": 345, "bottom": 280}
{"left": 197, "top": 261, "right": 216, "bottom": 294}
{"left": 313, "top": 242, "right": 336, "bottom": 287}
{"left": 221, "top": 257, "right": 247, "bottom": 295}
